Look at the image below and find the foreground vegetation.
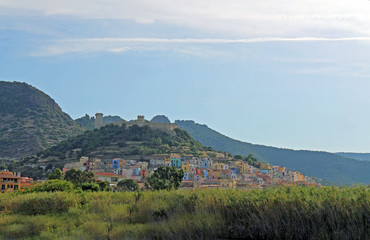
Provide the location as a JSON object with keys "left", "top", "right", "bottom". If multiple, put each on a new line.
{"left": 0, "top": 186, "right": 369, "bottom": 240}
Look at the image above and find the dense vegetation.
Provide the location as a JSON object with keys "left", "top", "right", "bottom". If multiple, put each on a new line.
{"left": 36, "top": 124, "right": 211, "bottom": 159}
{"left": 0, "top": 186, "right": 368, "bottom": 239}
{"left": 175, "top": 120, "right": 370, "bottom": 185}
{"left": 0, "top": 81, "right": 84, "bottom": 159}
{"left": 146, "top": 166, "right": 184, "bottom": 190}
{"left": 22, "top": 169, "right": 110, "bottom": 193}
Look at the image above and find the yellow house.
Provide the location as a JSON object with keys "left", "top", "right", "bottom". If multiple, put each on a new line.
{"left": 164, "top": 158, "right": 172, "bottom": 167}
{"left": 182, "top": 161, "right": 190, "bottom": 172}
{"left": 219, "top": 179, "right": 236, "bottom": 189}
{"left": 119, "top": 159, "right": 126, "bottom": 168}
{"left": 0, "top": 171, "right": 21, "bottom": 193}
{"left": 214, "top": 163, "right": 225, "bottom": 171}
{"left": 294, "top": 172, "right": 305, "bottom": 182}
{"left": 235, "top": 161, "right": 247, "bottom": 174}
{"left": 259, "top": 163, "right": 271, "bottom": 170}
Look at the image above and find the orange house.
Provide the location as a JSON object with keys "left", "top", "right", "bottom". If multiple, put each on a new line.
{"left": 0, "top": 171, "right": 21, "bottom": 193}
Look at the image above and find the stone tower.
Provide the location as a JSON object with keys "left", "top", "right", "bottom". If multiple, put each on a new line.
{"left": 137, "top": 115, "right": 145, "bottom": 123}
{"left": 95, "top": 113, "right": 104, "bottom": 129}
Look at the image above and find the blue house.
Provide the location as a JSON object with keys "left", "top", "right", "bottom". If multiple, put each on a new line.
{"left": 170, "top": 154, "right": 182, "bottom": 168}
{"left": 133, "top": 167, "right": 141, "bottom": 176}
{"left": 183, "top": 172, "right": 190, "bottom": 181}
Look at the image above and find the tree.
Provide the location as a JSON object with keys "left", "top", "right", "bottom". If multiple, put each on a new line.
{"left": 81, "top": 182, "right": 100, "bottom": 192}
{"left": 48, "top": 168, "right": 64, "bottom": 180}
{"left": 244, "top": 154, "right": 258, "bottom": 165}
{"left": 31, "top": 180, "right": 73, "bottom": 192}
{"left": 146, "top": 166, "right": 184, "bottom": 191}
{"left": 64, "top": 169, "right": 95, "bottom": 188}
{"left": 151, "top": 137, "right": 162, "bottom": 146}
{"left": 234, "top": 155, "right": 243, "bottom": 160}
{"left": 116, "top": 179, "right": 139, "bottom": 192}
{"left": 99, "top": 181, "right": 111, "bottom": 191}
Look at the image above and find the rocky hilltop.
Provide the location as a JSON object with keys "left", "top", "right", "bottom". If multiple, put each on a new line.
{"left": 0, "top": 81, "right": 85, "bottom": 159}
{"left": 151, "top": 115, "right": 171, "bottom": 124}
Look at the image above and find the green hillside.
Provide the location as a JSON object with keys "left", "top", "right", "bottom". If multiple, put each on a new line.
{"left": 0, "top": 81, "right": 85, "bottom": 159}
{"left": 18, "top": 124, "right": 214, "bottom": 179}
{"left": 175, "top": 120, "right": 370, "bottom": 185}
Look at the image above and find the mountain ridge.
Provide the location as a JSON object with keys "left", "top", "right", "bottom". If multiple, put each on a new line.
{"left": 335, "top": 152, "right": 370, "bottom": 162}
{"left": 175, "top": 120, "right": 370, "bottom": 185}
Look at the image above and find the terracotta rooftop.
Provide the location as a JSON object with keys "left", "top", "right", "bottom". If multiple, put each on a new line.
{"left": 95, "top": 172, "right": 122, "bottom": 177}
{"left": 0, "top": 174, "right": 21, "bottom": 179}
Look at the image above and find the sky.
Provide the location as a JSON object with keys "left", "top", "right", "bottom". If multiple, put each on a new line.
{"left": 1, "top": 0, "right": 370, "bottom": 153}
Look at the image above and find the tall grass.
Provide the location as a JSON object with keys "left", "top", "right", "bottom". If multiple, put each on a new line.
{"left": 0, "top": 186, "right": 369, "bottom": 239}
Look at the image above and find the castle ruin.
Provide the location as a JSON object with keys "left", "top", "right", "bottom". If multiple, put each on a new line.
{"left": 95, "top": 113, "right": 104, "bottom": 129}
{"left": 94, "top": 113, "right": 177, "bottom": 134}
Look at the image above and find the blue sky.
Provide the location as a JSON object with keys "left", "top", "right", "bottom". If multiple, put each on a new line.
{"left": 1, "top": 0, "right": 370, "bottom": 152}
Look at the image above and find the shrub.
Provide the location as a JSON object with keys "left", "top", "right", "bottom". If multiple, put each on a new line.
{"left": 9, "top": 192, "right": 79, "bottom": 215}
{"left": 81, "top": 183, "right": 100, "bottom": 192}
{"left": 31, "top": 180, "right": 74, "bottom": 192}
{"left": 116, "top": 179, "right": 139, "bottom": 192}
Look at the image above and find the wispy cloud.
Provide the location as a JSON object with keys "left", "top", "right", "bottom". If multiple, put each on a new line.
{"left": 60, "top": 37, "right": 370, "bottom": 43}
{"left": 2, "top": 0, "right": 370, "bottom": 38}
{"left": 32, "top": 37, "right": 370, "bottom": 56}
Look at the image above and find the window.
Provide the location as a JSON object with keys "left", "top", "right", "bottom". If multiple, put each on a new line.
{"left": 14, "top": 185, "right": 18, "bottom": 190}
{"left": 14, "top": 179, "right": 18, "bottom": 183}
{"left": 1, "top": 185, "right": 5, "bottom": 190}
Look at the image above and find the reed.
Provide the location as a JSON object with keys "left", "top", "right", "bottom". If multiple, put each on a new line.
{"left": 0, "top": 186, "right": 368, "bottom": 239}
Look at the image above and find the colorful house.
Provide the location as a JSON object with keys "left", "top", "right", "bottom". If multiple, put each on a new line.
{"left": 95, "top": 172, "right": 125, "bottom": 184}
{"left": 170, "top": 154, "right": 182, "bottom": 168}
{"left": 202, "top": 158, "right": 210, "bottom": 169}
{"left": 164, "top": 158, "right": 172, "bottom": 167}
{"left": 141, "top": 169, "right": 147, "bottom": 179}
{"left": 150, "top": 159, "right": 164, "bottom": 166}
{"left": 0, "top": 171, "right": 21, "bottom": 193}
{"left": 260, "top": 169, "right": 270, "bottom": 175}
{"left": 219, "top": 179, "right": 236, "bottom": 189}
{"left": 183, "top": 172, "right": 190, "bottom": 181}
{"left": 132, "top": 167, "right": 141, "bottom": 176}
{"left": 182, "top": 161, "right": 190, "bottom": 172}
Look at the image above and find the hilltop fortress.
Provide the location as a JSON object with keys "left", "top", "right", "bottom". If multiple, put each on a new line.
{"left": 95, "top": 113, "right": 178, "bottom": 134}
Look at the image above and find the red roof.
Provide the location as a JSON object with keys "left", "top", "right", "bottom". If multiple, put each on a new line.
{"left": 95, "top": 172, "right": 122, "bottom": 177}
{"left": 0, "top": 174, "right": 21, "bottom": 179}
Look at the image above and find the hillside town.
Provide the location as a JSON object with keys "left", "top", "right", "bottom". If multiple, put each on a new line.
{"left": 61, "top": 153, "right": 317, "bottom": 190}
{"left": 1, "top": 152, "right": 318, "bottom": 193}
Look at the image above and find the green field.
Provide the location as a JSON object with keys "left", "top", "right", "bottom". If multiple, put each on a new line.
{"left": 0, "top": 186, "right": 369, "bottom": 239}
